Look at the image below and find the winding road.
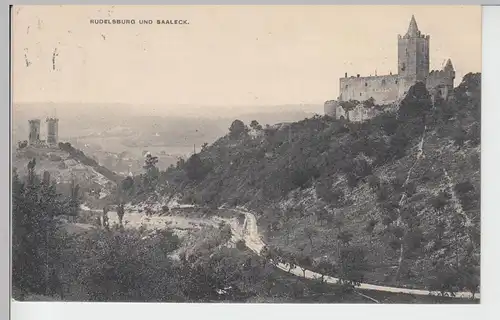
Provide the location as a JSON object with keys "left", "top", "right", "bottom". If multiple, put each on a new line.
{"left": 82, "top": 205, "right": 479, "bottom": 300}
{"left": 231, "top": 207, "right": 479, "bottom": 300}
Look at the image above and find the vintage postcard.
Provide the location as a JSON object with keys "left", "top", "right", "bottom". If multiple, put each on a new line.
{"left": 11, "top": 5, "right": 481, "bottom": 304}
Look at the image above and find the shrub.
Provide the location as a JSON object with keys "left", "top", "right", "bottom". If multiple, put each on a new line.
{"left": 367, "top": 175, "right": 380, "bottom": 190}
{"left": 236, "top": 239, "right": 247, "bottom": 251}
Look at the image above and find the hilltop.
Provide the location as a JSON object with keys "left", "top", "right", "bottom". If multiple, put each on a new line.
{"left": 122, "top": 73, "right": 480, "bottom": 294}
{"left": 12, "top": 142, "right": 118, "bottom": 208}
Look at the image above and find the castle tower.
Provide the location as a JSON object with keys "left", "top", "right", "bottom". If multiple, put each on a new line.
{"left": 46, "top": 117, "right": 59, "bottom": 146}
{"left": 441, "top": 58, "right": 456, "bottom": 99}
{"left": 443, "top": 59, "right": 455, "bottom": 79}
{"left": 28, "top": 119, "right": 41, "bottom": 145}
{"left": 397, "top": 15, "right": 430, "bottom": 96}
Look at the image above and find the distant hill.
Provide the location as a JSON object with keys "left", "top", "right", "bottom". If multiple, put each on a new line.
{"left": 123, "top": 73, "right": 481, "bottom": 293}
{"left": 12, "top": 103, "right": 318, "bottom": 169}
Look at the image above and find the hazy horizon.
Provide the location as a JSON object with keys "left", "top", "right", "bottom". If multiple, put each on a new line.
{"left": 12, "top": 5, "right": 481, "bottom": 111}
{"left": 12, "top": 101, "right": 323, "bottom": 119}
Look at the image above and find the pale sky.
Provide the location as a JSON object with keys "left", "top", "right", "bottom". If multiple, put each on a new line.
{"left": 12, "top": 5, "right": 482, "bottom": 106}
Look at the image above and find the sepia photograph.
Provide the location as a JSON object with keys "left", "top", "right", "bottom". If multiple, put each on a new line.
{"left": 11, "top": 5, "right": 481, "bottom": 304}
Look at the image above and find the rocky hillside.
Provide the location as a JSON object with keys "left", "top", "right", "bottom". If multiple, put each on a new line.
{"left": 121, "top": 73, "right": 481, "bottom": 294}
{"left": 12, "top": 142, "right": 118, "bottom": 207}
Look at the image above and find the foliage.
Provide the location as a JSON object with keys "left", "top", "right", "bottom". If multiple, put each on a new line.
{"left": 250, "top": 120, "right": 263, "bottom": 131}
{"left": 338, "top": 247, "right": 369, "bottom": 286}
{"left": 184, "top": 153, "right": 211, "bottom": 181}
{"left": 18, "top": 140, "right": 28, "bottom": 149}
{"left": 62, "top": 227, "right": 183, "bottom": 301}
{"left": 229, "top": 120, "right": 249, "bottom": 140}
{"left": 12, "top": 162, "right": 68, "bottom": 298}
{"left": 106, "top": 74, "right": 481, "bottom": 294}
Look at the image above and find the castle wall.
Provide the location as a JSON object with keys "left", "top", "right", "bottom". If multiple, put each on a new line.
{"left": 334, "top": 103, "right": 381, "bottom": 122}
{"left": 426, "top": 69, "right": 455, "bottom": 100}
{"left": 324, "top": 100, "right": 338, "bottom": 118}
{"left": 326, "top": 16, "right": 455, "bottom": 124}
{"left": 348, "top": 104, "right": 380, "bottom": 122}
{"left": 339, "top": 74, "right": 399, "bottom": 104}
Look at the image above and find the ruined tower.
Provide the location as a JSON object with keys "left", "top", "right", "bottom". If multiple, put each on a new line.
{"left": 46, "top": 117, "right": 59, "bottom": 145}
{"left": 441, "top": 58, "right": 456, "bottom": 97}
{"left": 397, "top": 15, "right": 430, "bottom": 97}
{"left": 28, "top": 119, "right": 41, "bottom": 145}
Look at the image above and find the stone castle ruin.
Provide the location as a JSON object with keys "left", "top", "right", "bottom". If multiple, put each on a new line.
{"left": 46, "top": 117, "right": 59, "bottom": 145}
{"left": 28, "top": 119, "right": 41, "bottom": 145}
{"left": 324, "top": 15, "right": 456, "bottom": 122}
{"left": 26, "top": 117, "right": 59, "bottom": 147}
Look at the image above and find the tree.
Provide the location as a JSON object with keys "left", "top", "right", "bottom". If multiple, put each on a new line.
{"left": 69, "top": 179, "right": 80, "bottom": 216}
{"left": 316, "top": 180, "right": 345, "bottom": 208}
{"left": 236, "top": 239, "right": 246, "bottom": 251}
{"left": 364, "top": 219, "right": 378, "bottom": 249}
{"left": 102, "top": 207, "right": 110, "bottom": 230}
{"left": 116, "top": 203, "right": 125, "bottom": 227}
{"left": 430, "top": 191, "right": 450, "bottom": 212}
{"left": 296, "top": 253, "right": 313, "bottom": 278}
{"left": 18, "top": 140, "right": 28, "bottom": 149}
{"left": 143, "top": 153, "right": 159, "bottom": 187}
{"left": 250, "top": 120, "right": 263, "bottom": 131}
{"left": 12, "top": 162, "right": 64, "bottom": 298}
{"left": 458, "top": 253, "right": 480, "bottom": 299}
{"left": 303, "top": 226, "right": 317, "bottom": 249}
{"left": 329, "top": 212, "right": 345, "bottom": 264}
{"left": 452, "top": 127, "right": 467, "bottom": 149}
{"left": 65, "top": 227, "right": 183, "bottom": 302}
{"left": 184, "top": 153, "right": 210, "bottom": 181}
{"left": 143, "top": 153, "right": 159, "bottom": 170}
{"left": 340, "top": 100, "right": 359, "bottom": 121}
{"left": 315, "top": 206, "right": 329, "bottom": 226}
{"left": 338, "top": 230, "right": 353, "bottom": 246}
{"left": 338, "top": 247, "right": 369, "bottom": 287}
{"left": 367, "top": 175, "right": 380, "bottom": 190}
{"left": 121, "top": 176, "right": 134, "bottom": 193}
{"left": 398, "top": 82, "right": 432, "bottom": 124}
{"left": 219, "top": 223, "right": 233, "bottom": 243}
{"left": 283, "top": 251, "right": 297, "bottom": 272}
{"left": 426, "top": 260, "right": 461, "bottom": 297}
{"left": 228, "top": 120, "right": 248, "bottom": 139}
{"left": 363, "top": 97, "right": 375, "bottom": 108}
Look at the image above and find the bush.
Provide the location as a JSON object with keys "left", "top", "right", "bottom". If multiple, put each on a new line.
{"left": 236, "top": 239, "right": 246, "bottom": 251}
{"left": 367, "top": 175, "right": 380, "bottom": 190}
{"left": 49, "top": 154, "right": 62, "bottom": 161}
{"left": 290, "top": 166, "right": 319, "bottom": 189}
